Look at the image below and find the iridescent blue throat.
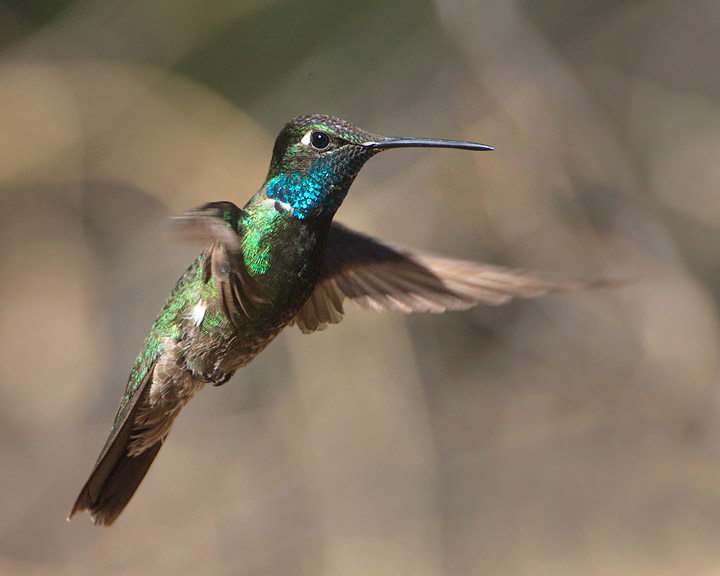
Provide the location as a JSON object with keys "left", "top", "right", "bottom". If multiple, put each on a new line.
{"left": 265, "top": 156, "right": 355, "bottom": 220}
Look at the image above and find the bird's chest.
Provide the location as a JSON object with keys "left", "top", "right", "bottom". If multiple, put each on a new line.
{"left": 184, "top": 221, "right": 327, "bottom": 377}
{"left": 239, "top": 224, "right": 325, "bottom": 334}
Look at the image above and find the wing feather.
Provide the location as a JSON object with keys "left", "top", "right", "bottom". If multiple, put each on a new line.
{"left": 173, "top": 201, "right": 265, "bottom": 323}
{"left": 292, "top": 222, "right": 608, "bottom": 333}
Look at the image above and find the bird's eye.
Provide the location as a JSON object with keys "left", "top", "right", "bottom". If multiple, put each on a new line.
{"left": 310, "top": 131, "right": 331, "bottom": 151}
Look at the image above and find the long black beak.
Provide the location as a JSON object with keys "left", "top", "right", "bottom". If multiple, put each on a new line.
{"left": 361, "top": 137, "right": 493, "bottom": 152}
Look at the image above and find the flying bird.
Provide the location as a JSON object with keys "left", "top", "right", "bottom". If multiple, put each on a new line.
{"left": 69, "top": 114, "right": 605, "bottom": 525}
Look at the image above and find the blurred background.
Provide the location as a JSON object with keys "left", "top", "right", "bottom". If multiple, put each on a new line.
{"left": 1, "top": 0, "right": 719, "bottom": 574}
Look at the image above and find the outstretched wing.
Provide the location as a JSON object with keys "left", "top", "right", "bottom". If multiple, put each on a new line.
{"left": 292, "top": 222, "right": 608, "bottom": 333}
{"left": 173, "top": 201, "right": 264, "bottom": 322}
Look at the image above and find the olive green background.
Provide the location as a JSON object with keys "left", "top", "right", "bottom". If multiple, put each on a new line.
{"left": 1, "top": 1, "right": 719, "bottom": 574}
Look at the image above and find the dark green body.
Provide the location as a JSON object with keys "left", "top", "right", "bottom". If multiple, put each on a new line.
{"left": 121, "top": 194, "right": 332, "bottom": 453}
{"left": 70, "top": 192, "right": 333, "bottom": 524}
{"left": 130, "top": 195, "right": 329, "bottom": 400}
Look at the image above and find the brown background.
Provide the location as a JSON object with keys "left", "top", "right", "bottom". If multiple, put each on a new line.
{"left": 1, "top": 1, "right": 719, "bottom": 574}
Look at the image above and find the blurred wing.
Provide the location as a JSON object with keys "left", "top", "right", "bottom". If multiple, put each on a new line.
{"left": 292, "top": 222, "right": 605, "bottom": 333}
{"left": 173, "top": 201, "right": 264, "bottom": 322}
{"left": 172, "top": 200, "right": 245, "bottom": 252}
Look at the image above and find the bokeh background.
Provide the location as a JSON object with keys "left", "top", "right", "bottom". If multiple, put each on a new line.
{"left": 1, "top": 0, "right": 719, "bottom": 574}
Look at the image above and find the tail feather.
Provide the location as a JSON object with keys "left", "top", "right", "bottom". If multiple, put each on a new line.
{"left": 69, "top": 442, "right": 162, "bottom": 526}
{"left": 69, "top": 366, "right": 160, "bottom": 526}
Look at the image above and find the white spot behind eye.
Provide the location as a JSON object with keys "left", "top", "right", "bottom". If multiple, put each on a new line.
{"left": 301, "top": 130, "right": 313, "bottom": 146}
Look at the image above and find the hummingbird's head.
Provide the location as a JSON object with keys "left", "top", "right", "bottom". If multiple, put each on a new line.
{"left": 264, "top": 114, "right": 492, "bottom": 221}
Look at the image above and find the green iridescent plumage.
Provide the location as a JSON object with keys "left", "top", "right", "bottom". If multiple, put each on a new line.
{"left": 115, "top": 257, "right": 213, "bottom": 422}
{"left": 69, "top": 114, "right": 601, "bottom": 526}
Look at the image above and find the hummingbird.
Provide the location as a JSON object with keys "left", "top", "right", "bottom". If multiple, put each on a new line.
{"left": 69, "top": 114, "right": 602, "bottom": 526}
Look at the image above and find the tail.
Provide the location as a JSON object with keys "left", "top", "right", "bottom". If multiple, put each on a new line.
{"left": 69, "top": 371, "right": 162, "bottom": 526}
{"left": 69, "top": 442, "right": 162, "bottom": 526}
